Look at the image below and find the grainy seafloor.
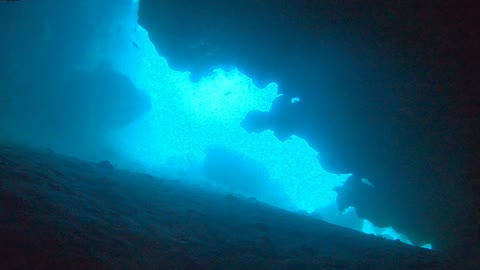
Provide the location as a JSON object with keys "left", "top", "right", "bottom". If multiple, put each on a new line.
{"left": 0, "top": 142, "right": 468, "bottom": 269}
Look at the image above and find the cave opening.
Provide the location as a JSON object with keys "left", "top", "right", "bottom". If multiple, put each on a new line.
{"left": 0, "top": 0, "right": 443, "bottom": 251}
{"left": 98, "top": 1, "right": 430, "bottom": 249}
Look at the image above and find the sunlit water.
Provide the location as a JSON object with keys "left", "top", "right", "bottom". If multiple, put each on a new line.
{"left": 87, "top": 1, "right": 430, "bottom": 249}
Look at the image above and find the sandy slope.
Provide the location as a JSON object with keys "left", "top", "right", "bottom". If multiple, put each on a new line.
{"left": 0, "top": 142, "right": 465, "bottom": 269}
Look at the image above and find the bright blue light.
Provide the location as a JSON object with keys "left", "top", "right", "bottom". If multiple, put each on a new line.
{"left": 361, "top": 220, "right": 432, "bottom": 249}
{"left": 291, "top": 97, "right": 301, "bottom": 103}
{"left": 104, "top": 24, "right": 349, "bottom": 212}
{"left": 91, "top": 9, "right": 433, "bottom": 249}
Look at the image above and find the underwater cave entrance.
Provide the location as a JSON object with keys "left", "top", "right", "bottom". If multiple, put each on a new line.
{"left": 85, "top": 1, "right": 431, "bottom": 250}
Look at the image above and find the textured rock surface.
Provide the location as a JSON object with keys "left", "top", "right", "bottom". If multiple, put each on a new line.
{"left": 0, "top": 142, "right": 467, "bottom": 269}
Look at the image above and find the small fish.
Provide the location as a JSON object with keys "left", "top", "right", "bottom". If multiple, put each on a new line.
{"left": 132, "top": 41, "right": 140, "bottom": 50}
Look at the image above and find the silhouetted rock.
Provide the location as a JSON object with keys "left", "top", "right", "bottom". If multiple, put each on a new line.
{"left": 138, "top": 0, "right": 479, "bottom": 251}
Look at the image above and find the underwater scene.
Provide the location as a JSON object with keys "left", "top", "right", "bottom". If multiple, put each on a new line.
{"left": 0, "top": 0, "right": 478, "bottom": 269}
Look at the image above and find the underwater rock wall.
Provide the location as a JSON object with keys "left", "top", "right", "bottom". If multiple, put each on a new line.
{"left": 0, "top": 0, "right": 148, "bottom": 159}
{"left": 138, "top": 0, "right": 479, "bottom": 251}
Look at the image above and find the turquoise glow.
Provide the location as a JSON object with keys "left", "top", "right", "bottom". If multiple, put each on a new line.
{"left": 108, "top": 25, "right": 349, "bottom": 211}
{"left": 92, "top": 3, "right": 431, "bottom": 248}
{"left": 361, "top": 220, "right": 432, "bottom": 250}
{"left": 291, "top": 97, "right": 301, "bottom": 103}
